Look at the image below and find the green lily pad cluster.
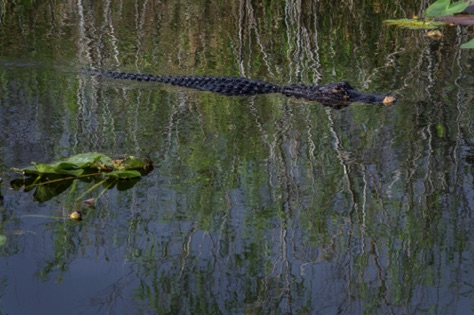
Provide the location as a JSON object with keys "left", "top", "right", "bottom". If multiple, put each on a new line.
{"left": 11, "top": 152, "right": 153, "bottom": 204}
{"left": 12, "top": 152, "right": 149, "bottom": 179}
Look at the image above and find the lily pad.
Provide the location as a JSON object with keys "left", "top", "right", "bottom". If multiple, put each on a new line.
{"left": 52, "top": 152, "right": 114, "bottom": 169}
{"left": 460, "top": 37, "right": 474, "bottom": 48}
{"left": 425, "top": 0, "right": 469, "bottom": 17}
{"left": 12, "top": 152, "right": 151, "bottom": 177}
{"left": 11, "top": 153, "right": 153, "bottom": 202}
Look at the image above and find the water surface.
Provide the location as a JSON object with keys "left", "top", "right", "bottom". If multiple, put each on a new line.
{"left": 0, "top": 1, "right": 473, "bottom": 314}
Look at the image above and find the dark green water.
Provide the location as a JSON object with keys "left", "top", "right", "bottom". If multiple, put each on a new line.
{"left": 0, "top": 1, "right": 473, "bottom": 314}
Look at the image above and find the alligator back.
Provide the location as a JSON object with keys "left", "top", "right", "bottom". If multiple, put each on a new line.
{"left": 85, "top": 69, "right": 281, "bottom": 96}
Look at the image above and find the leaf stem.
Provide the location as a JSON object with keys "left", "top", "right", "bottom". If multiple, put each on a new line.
{"left": 75, "top": 178, "right": 109, "bottom": 202}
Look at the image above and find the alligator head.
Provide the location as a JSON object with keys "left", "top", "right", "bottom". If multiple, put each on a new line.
{"left": 305, "top": 81, "right": 396, "bottom": 106}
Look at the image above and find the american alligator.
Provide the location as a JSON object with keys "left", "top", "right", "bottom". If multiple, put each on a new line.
{"left": 84, "top": 69, "right": 396, "bottom": 106}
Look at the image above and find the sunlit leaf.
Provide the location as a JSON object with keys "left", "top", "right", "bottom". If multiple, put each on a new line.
{"left": 426, "top": 0, "right": 450, "bottom": 17}
{"left": 461, "top": 37, "right": 474, "bottom": 48}
{"left": 426, "top": 0, "right": 469, "bottom": 17}
{"left": 50, "top": 162, "right": 77, "bottom": 170}
{"left": 13, "top": 153, "right": 151, "bottom": 177}
{"left": 32, "top": 162, "right": 58, "bottom": 174}
{"left": 0, "top": 235, "right": 6, "bottom": 247}
{"left": 384, "top": 19, "right": 445, "bottom": 29}
{"left": 58, "top": 152, "right": 113, "bottom": 169}
{"left": 444, "top": 1, "right": 470, "bottom": 15}
{"left": 28, "top": 163, "right": 83, "bottom": 176}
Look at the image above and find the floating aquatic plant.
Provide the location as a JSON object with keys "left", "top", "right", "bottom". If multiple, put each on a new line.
{"left": 11, "top": 152, "right": 153, "bottom": 219}
{"left": 460, "top": 37, "right": 474, "bottom": 48}
{"left": 425, "top": 0, "right": 469, "bottom": 17}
